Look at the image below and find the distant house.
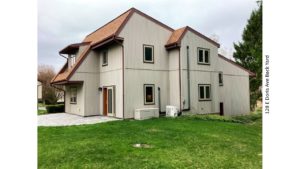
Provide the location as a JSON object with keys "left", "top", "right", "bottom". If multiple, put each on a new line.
{"left": 51, "top": 8, "right": 255, "bottom": 118}
{"left": 37, "top": 80, "right": 42, "bottom": 101}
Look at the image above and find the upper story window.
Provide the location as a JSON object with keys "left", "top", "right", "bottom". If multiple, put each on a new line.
{"left": 219, "top": 72, "right": 223, "bottom": 86}
{"left": 102, "top": 50, "right": 108, "bottom": 66}
{"left": 198, "top": 84, "right": 211, "bottom": 101}
{"left": 144, "top": 84, "right": 155, "bottom": 105}
{"left": 70, "top": 87, "right": 77, "bottom": 104}
{"left": 197, "top": 48, "right": 210, "bottom": 65}
{"left": 143, "top": 45, "right": 154, "bottom": 63}
{"left": 69, "top": 54, "right": 76, "bottom": 68}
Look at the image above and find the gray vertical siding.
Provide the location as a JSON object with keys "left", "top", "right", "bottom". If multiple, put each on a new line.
{"left": 119, "top": 12, "right": 173, "bottom": 118}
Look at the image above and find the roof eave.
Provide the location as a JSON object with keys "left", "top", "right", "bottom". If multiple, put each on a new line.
{"left": 59, "top": 42, "right": 91, "bottom": 55}
{"left": 51, "top": 80, "right": 84, "bottom": 85}
{"left": 165, "top": 43, "right": 181, "bottom": 50}
{"left": 91, "top": 35, "right": 124, "bottom": 50}
{"left": 218, "top": 54, "right": 256, "bottom": 77}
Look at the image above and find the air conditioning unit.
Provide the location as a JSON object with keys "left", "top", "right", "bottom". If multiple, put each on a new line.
{"left": 166, "top": 105, "right": 178, "bottom": 117}
{"left": 134, "top": 108, "right": 159, "bottom": 120}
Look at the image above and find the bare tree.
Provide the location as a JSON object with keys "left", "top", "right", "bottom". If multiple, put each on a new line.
{"left": 38, "top": 65, "right": 63, "bottom": 104}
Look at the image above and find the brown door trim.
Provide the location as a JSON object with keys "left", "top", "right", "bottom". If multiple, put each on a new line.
{"left": 103, "top": 88, "right": 108, "bottom": 116}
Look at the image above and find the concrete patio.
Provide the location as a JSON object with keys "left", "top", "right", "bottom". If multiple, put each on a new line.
{"left": 38, "top": 113, "right": 120, "bottom": 126}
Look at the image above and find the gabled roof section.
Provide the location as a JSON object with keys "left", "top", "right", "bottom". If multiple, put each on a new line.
{"left": 166, "top": 27, "right": 187, "bottom": 46}
{"left": 51, "top": 45, "right": 91, "bottom": 84}
{"left": 218, "top": 54, "right": 256, "bottom": 77}
{"left": 166, "top": 26, "right": 220, "bottom": 49}
{"left": 59, "top": 42, "right": 91, "bottom": 54}
{"left": 83, "top": 8, "right": 134, "bottom": 45}
{"left": 82, "top": 7, "right": 174, "bottom": 46}
{"left": 52, "top": 7, "right": 175, "bottom": 84}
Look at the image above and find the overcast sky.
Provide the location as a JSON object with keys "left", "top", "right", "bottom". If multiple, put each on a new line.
{"left": 38, "top": 0, "right": 258, "bottom": 71}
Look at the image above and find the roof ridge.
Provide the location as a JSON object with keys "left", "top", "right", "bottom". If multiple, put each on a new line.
{"left": 166, "top": 26, "right": 220, "bottom": 48}
{"left": 132, "top": 8, "right": 174, "bottom": 32}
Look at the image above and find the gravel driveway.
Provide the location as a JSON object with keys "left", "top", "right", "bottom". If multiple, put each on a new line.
{"left": 38, "top": 113, "right": 120, "bottom": 126}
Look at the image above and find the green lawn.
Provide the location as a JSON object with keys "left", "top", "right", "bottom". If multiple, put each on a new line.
{"left": 38, "top": 111, "right": 262, "bottom": 169}
{"left": 38, "top": 109, "right": 47, "bottom": 115}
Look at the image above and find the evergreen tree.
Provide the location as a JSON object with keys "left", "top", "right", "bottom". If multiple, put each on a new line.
{"left": 233, "top": 3, "right": 262, "bottom": 110}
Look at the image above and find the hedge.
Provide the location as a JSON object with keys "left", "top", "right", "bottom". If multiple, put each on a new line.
{"left": 46, "top": 104, "right": 65, "bottom": 113}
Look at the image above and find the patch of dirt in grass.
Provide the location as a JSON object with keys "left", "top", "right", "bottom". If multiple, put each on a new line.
{"left": 132, "top": 143, "right": 153, "bottom": 148}
{"left": 147, "top": 128, "right": 162, "bottom": 133}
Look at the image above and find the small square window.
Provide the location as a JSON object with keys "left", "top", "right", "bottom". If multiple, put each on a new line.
{"left": 102, "top": 50, "right": 108, "bottom": 66}
{"left": 198, "top": 84, "right": 211, "bottom": 101}
{"left": 143, "top": 45, "right": 154, "bottom": 63}
{"left": 197, "top": 48, "right": 210, "bottom": 65}
{"left": 144, "top": 84, "right": 155, "bottom": 105}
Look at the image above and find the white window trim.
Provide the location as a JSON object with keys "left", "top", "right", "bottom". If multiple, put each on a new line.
{"left": 69, "top": 54, "right": 76, "bottom": 68}
{"left": 143, "top": 45, "right": 154, "bottom": 63}
{"left": 219, "top": 72, "right": 223, "bottom": 86}
{"left": 197, "top": 47, "right": 210, "bottom": 65}
{"left": 198, "top": 84, "right": 211, "bottom": 101}
{"left": 102, "top": 50, "right": 108, "bottom": 66}
{"left": 144, "top": 84, "right": 155, "bottom": 105}
{"left": 70, "top": 87, "right": 77, "bottom": 104}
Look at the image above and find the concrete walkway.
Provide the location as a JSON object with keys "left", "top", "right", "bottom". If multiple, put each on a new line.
{"left": 38, "top": 113, "right": 120, "bottom": 126}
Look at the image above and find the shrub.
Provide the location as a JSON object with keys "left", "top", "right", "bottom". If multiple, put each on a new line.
{"left": 46, "top": 104, "right": 65, "bottom": 113}
{"left": 182, "top": 111, "right": 262, "bottom": 124}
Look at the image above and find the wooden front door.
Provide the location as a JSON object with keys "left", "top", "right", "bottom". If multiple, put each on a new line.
{"left": 220, "top": 102, "right": 224, "bottom": 116}
{"left": 103, "top": 88, "right": 108, "bottom": 116}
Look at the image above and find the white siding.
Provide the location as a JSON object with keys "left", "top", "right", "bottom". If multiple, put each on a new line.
{"left": 69, "top": 50, "right": 100, "bottom": 116}
{"left": 99, "top": 44, "right": 123, "bottom": 118}
{"left": 119, "top": 12, "right": 173, "bottom": 118}
{"left": 180, "top": 30, "right": 219, "bottom": 114}
{"left": 168, "top": 49, "right": 180, "bottom": 109}
{"left": 218, "top": 57, "right": 250, "bottom": 115}
{"left": 65, "top": 84, "right": 84, "bottom": 116}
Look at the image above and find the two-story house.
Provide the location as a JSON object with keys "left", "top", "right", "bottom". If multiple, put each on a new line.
{"left": 51, "top": 8, "right": 255, "bottom": 118}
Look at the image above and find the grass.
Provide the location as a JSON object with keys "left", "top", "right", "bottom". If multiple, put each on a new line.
{"left": 38, "top": 111, "right": 262, "bottom": 169}
{"left": 38, "top": 109, "right": 47, "bottom": 115}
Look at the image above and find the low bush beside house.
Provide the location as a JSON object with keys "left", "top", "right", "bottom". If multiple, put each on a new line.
{"left": 46, "top": 104, "right": 64, "bottom": 113}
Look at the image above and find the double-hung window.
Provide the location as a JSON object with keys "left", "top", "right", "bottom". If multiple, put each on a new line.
{"left": 198, "top": 84, "right": 211, "bottom": 101}
{"left": 70, "top": 87, "right": 77, "bottom": 104}
{"left": 143, "top": 45, "right": 154, "bottom": 63}
{"left": 197, "top": 48, "right": 210, "bottom": 64}
{"left": 144, "top": 84, "right": 155, "bottom": 105}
